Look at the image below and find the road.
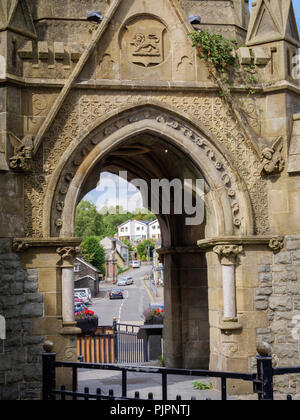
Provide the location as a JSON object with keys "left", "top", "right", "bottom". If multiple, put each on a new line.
{"left": 90, "top": 265, "right": 154, "bottom": 326}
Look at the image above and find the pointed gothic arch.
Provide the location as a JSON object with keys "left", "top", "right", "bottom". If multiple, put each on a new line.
{"left": 43, "top": 103, "right": 254, "bottom": 241}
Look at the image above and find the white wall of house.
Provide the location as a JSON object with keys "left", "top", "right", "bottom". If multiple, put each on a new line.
{"left": 118, "top": 219, "right": 161, "bottom": 242}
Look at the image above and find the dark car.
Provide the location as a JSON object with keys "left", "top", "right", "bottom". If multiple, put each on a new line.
{"left": 109, "top": 288, "right": 124, "bottom": 300}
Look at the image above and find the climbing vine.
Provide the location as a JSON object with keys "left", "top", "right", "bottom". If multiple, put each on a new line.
{"left": 189, "top": 30, "right": 258, "bottom": 109}
{"left": 189, "top": 30, "right": 260, "bottom": 146}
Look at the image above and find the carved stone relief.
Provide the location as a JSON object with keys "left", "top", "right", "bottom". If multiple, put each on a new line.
{"left": 23, "top": 90, "right": 269, "bottom": 238}
{"left": 120, "top": 17, "right": 169, "bottom": 68}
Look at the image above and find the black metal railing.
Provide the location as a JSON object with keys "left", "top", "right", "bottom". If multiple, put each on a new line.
{"left": 42, "top": 344, "right": 256, "bottom": 401}
{"left": 42, "top": 342, "right": 300, "bottom": 401}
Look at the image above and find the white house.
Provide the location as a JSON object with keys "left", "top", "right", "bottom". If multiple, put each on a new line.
{"left": 118, "top": 220, "right": 148, "bottom": 242}
{"left": 149, "top": 219, "right": 161, "bottom": 241}
{"left": 118, "top": 219, "right": 161, "bottom": 243}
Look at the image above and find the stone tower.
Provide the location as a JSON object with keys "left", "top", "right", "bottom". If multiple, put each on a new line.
{"left": 179, "top": 0, "right": 250, "bottom": 42}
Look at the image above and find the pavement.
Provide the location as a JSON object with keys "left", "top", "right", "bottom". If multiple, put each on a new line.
{"left": 78, "top": 265, "right": 228, "bottom": 400}
{"left": 78, "top": 368, "right": 226, "bottom": 400}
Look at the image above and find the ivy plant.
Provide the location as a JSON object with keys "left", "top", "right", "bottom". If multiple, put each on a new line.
{"left": 189, "top": 30, "right": 259, "bottom": 121}
{"left": 189, "top": 30, "right": 238, "bottom": 74}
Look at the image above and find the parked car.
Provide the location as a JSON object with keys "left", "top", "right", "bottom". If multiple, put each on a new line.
{"left": 132, "top": 260, "right": 141, "bottom": 269}
{"left": 109, "top": 288, "right": 124, "bottom": 300}
{"left": 117, "top": 276, "right": 134, "bottom": 286}
{"left": 125, "top": 276, "right": 134, "bottom": 285}
{"left": 117, "top": 278, "right": 127, "bottom": 286}
{"left": 74, "top": 288, "right": 92, "bottom": 305}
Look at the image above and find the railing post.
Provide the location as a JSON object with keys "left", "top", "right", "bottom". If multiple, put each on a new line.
{"left": 113, "top": 317, "right": 118, "bottom": 362}
{"left": 42, "top": 341, "right": 56, "bottom": 401}
{"left": 256, "top": 342, "right": 274, "bottom": 401}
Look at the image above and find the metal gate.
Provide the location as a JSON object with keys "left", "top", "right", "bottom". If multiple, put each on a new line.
{"left": 114, "top": 323, "right": 148, "bottom": 364}
{"left": 77, "top": 323, "right": 148, "bottom": 364}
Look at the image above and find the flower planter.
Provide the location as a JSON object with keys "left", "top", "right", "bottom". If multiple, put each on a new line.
{"left": 145, "top": 316, "right": 164, "bottom": 325}
{"left": 76, "top": 316, "right": 98, "bottom": 333}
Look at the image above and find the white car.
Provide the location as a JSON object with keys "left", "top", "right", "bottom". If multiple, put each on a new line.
{"left": 132, "top": 260, "right": 141, "bottom": 269}
{"left": 74, "top": 288, "right": 92, "bottom": 305}
{"left": 125, "top": 276, "right": 134, "bottom": 285}
{"left": 117, "top": 278, "right": 127, "bottom": 286}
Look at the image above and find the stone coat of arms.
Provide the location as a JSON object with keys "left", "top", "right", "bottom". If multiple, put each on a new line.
{"left": 122, "top": 18, "right": 166, "bottom": 67}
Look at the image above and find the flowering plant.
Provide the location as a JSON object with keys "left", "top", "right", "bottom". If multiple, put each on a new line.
{"left": 75, "top": 309, "right": 96, "bottom": 321}
{"left": 143, "top": 308, "right": 164, "bottom": 322}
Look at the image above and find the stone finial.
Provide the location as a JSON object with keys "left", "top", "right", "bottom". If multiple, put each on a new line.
{"left": 213, "top": 244, "right": 243, "bottom": 265}
{"left": 269, "top": 236, "right": 285, "bottom": 253}
{"left": 257, "top": 341, "right": 272, "bottom": 357}
{"left": 43, "top": 341, "right": 54, "bottom": 353}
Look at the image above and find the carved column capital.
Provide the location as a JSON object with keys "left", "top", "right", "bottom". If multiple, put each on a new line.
{"left": 213, "top": 244, "right": 243, "bottom": 265}
{"left": 56, "top": 246, "right": 81, "bottom": 267}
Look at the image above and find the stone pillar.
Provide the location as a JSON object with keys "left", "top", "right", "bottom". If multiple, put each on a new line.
{"left": 56, "top": 246, "right": 82, "bottom": 334}
{"left": 159, "top": 247, "right": 209, "bottom": 370}
{"left": 213, "top": 245, "right": 243, "bottom": 322}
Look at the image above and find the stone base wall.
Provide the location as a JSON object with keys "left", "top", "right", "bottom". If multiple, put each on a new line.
{"left": 255, "top": 235, "right": 300, "bottom": 399}
{"left": 0, "top": 239, "right": 44, "bottom": 400}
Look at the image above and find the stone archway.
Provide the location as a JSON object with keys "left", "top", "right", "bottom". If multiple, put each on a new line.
{"left": 44, "top": 104, "right": 254, "bottom": 239}
{"left": 41, "top": 104, "right": 254, "bottom": 369}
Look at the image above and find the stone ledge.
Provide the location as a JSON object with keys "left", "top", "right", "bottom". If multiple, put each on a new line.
{"left": 219, "top": 319, "right": 243, "bottom": 334}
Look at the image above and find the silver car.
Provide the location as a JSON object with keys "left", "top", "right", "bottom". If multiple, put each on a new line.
{"left": 125, "top": 276, "right": 134, "bottom": 285}
{"left": 117, "top": 278, "right": 127, "bottom": 286}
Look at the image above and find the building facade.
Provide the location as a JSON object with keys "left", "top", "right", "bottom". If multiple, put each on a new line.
{"left": 74, "top": 257, "right": 101, "bottom": 298}
{"left": 0, "top": 0, "right": 300, "bottom": 399}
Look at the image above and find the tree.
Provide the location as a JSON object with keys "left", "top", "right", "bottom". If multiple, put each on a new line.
{"left": 137, "top": 240, "right": 155, "bottom": 261}
{"left": 81, "top": 236, "right": 106, "bottom": 275}
{"left": 75, "top": 201, "right": 104, "bottom": 238}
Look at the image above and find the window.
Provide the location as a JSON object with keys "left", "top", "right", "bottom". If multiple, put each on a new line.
{"left": 74, "top": 264, "right": 80, "bottom": 272}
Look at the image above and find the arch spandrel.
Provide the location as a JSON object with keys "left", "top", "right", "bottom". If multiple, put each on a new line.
{"left": 41, "top": 104, "right": 255, "bottom": 240}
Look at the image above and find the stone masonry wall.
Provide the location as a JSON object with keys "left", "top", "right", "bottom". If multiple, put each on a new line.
{"left": 255, "top": 235, "right": 300, "bottom": 399}
{"left": 0, "top": 239, "right": 44, "bottom": 400}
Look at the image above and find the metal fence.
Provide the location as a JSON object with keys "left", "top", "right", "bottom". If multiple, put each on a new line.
{"left": 42, "top": 342, "right": 300, "bottom": 401}
{"left": 77, "top": 322, "right": 148, "bottom": 365}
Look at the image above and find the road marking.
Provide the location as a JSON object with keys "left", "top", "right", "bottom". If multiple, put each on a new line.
{"left": 142, "top": 278, "right": 155, "bottom": 304}
{"left": 118, "top": 290, "right": 128, "bottom": 323}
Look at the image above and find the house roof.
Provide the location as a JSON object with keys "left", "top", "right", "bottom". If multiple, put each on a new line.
{"left": 75, "top": 257, "right": 100, "bottom": 272}
{"left": 101, "top": 236, "right": 128, "bottom": 249}
{"left": 118, "top": 219, "right": 152, "bottom": 229}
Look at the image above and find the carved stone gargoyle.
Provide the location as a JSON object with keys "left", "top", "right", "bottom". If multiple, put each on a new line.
{"left": 261, "top": 137, "right": 285, "bottom": 176}
{"left": 8, "top": 132, "right": 34, "bottom": 172}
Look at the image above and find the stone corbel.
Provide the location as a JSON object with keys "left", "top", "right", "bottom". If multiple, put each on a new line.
{"left": 213, "top": 245, "right": 243, "bottom": 331}
{"left": 56, "top": 246, "right": 81, "bottom": 268}
{"left": 12, "top": 239, "right": 30, "bottom": 253}
{"left": 268, "top": 236, "right": 285, "bottom": 253}
{"left": 8, "top": 132, "right": 33, "bottom": 172}
{"left": 261, "top": 137, "right": 285, "bottom": 176}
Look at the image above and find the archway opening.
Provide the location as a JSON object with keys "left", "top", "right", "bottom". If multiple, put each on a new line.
{"left": 73, "top": 132, "right": 210, "bottom": 369}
